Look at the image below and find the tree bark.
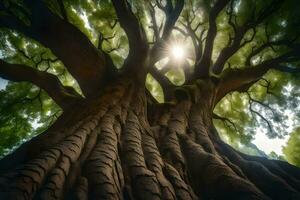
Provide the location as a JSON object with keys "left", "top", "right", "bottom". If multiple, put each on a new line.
{"left": 0, "top": 77, "right": 300, "bottom": 200}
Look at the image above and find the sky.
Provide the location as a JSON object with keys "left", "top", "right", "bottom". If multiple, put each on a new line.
{"left": 0, "top": 78, "right": 7, "bottom": 90}
{"left": 251, "top": 84, "right": 298, "bottom": 155}
{"left": 253, "top": 130, "right": 288, "bottom": 155}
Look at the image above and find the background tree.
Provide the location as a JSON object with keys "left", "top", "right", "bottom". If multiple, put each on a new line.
{"left": 283, "top": 128, "right": 300, "bottom": 167}
{"left": 0, "top": 0, "right": 300, "bottom": 199}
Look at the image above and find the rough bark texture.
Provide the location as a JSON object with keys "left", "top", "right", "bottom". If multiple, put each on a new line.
{"left": 0, "top": 77, "right": 299, "bottom": 200}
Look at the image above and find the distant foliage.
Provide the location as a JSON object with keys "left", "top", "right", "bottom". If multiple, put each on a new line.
{"left": 0, "top": 82, "right": 61, "bottom": 157}
{"left": 283, "top": 128, "right": 300, "bottom": 167}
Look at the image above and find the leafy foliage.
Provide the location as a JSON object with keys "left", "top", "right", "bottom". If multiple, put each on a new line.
{"left": 0, "top": 81, "right": 61, "bottom": 157}
{"left": 214, "top": 71, "right": 300, "bottom": 146}
{"left": 283, "top": 128, "right": 300, "bottom": 167}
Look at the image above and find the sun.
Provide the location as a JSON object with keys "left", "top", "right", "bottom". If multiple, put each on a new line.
{"left": 170, "top": 45, "right": 185, "bottom": 60}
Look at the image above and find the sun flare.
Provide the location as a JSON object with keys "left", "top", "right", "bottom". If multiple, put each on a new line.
{"left": 171, "top": 45, "right": 185, "bottom": 60}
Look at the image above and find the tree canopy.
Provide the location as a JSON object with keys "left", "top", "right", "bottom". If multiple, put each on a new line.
{"left": 0, "top": 0, "right": 300, "bottom": 162}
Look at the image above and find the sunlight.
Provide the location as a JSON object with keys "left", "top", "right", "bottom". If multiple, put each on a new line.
{"left": 170, "top": 45, "right": 185, "bottom": 60}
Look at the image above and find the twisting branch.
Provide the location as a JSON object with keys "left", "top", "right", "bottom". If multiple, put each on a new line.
{"left": 0, "top": 59, "right": 83, "bottom": 110}
{"left": 212, "top": 27, "right": 257, "bottom": 74}
{"left": 216, "top": 49, "right": 300, "bottom": 103}
{"left": 149, "top": 67, "right": 175, "bottom": 101}
{"left": 97, "top": 32, "right": 117, "bottom": 71}
{"left": 195, "top": 0, "right": 230, "bottom": 78}
{"left": 160, "top": 0, "right": 185, "bottom": 40}
{"left": 259, "top": 78, "right": 278, "bottom": 98}
{"left": 111, "top": 0, "right": 148, "bottom": 71}
{"left": 15, "top": 50, "right": 60, "bottom": 72}
{"left": 149, "top": 2, "right": 160, "bottom": 41}
{"left": 98, "top": 32, "right": 121, "bottom": 54}
{"left": 246, "top": 92, "right": 273, "bottom": 135}
{"left": 148, "top": 3, "right": 164, "bottom": 45}
{"left": 212, "top": 0, "right": 283, "bottom": 75}
{"left": 150, "top": 58, "right": 194, "bottom": 101}
{"left": 213, "top": 113, "right": 238, "bottom": 132}
{"left": 0, "top": 0, "right": 110, "bottom": 98}
{"left": 147, "top": 0, "right": 185, "bottom": 100}
{"left": 149, "top": 0, "right": 184, "bottom": 65}
{"left": 246, "top": 31, "right": 298, "bottom": 66}
{"left": 247, "top": 91, "right": 276, "bottom": 115}
{"left": 179, "top": 2, "right": 207, "bottom": 62}
{"left": 179, "top": 14, "right": 206, "bottom": 62}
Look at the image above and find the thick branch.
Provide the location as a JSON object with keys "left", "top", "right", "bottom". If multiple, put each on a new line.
{"left": 0, "top": 1, "right": 110, "bottom": 98}
{"left": 195, "top": 0, "right": 230, "bottom": 78}
{"left": 0, "top": 59, "right": 82, "bottom": 110}
{"left": 246, "top": 39, "right": 295, "bottom": 66}
{"left": 111, "top": 0, "right": 148, "bottom": 71}
{"left": 161, "top": 0, "right": 184, "bottom": 40}
{"left": 216, "top": 53, "right": 300, "bottom": 103}
{"left": 212, "top": 27, "right": 256, "bottom": 74}
{"left": 212, "top": 0, "right": 283, "bottom": 75}
{"left": 149, "top": 67, "right": 175, "bottom": 101}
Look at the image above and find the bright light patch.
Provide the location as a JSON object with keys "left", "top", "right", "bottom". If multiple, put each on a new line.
{"left": 80, "top": 11, "right": 92, "bottom": 30}
{"left": 171, "top": 45, "right": 185, "bottom": 60}
{"left": 253, "top": 129, "right": 288, "bottom": 155}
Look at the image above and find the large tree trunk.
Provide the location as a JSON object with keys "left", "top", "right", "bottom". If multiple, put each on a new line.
{"left": 0, "top": 77, "right": 300, "bottom": 200}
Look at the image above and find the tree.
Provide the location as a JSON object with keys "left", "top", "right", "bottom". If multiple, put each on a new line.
{"left": 0, "top": 0, "right": 300, "bottom": 199}
{"left": 283, "top": 128, "right": 300, "bottom": 167}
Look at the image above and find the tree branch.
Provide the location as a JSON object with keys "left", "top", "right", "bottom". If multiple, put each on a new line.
{"left": 161, "top": 0, "right": 184, "bottom": 40}
{"left": 216, "top": 51, "right": 300, "bottom": 103}
{"left": 179, "top": 17, "right": 206, "bottom": 63}
{"left": 146, "top": 0, "right": 185, "bottom": 100}
{"left": 149, "top": 67, "right": 175, "bottom": 101}
{"left": 0, "top": 59, "right": 82, "bottom": 110}
{"left": 213, "top": 113, "right": 238, "bottom": 132}
{"left": 111, "top": 0, "right": 148, "bottom": 71}
{"left": 195, "top": 0, "right": 230, "bottom": 78}
{"left": 0, "top": 1, "right": 110, "bottom": 98}
{"left": 149, "top": 0, "right": 184, "bottom": 66}
{"left": 247, "top": 92, "right": 273, "bottom": 135}
{"left": 212, "top": 0, "right": 283, "bottom": 75}
{"left": 212, "top": 27, "right": 256, "bottom": 74}
{"left": 149, "top": 3, "right": 160, "bottom": 41}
